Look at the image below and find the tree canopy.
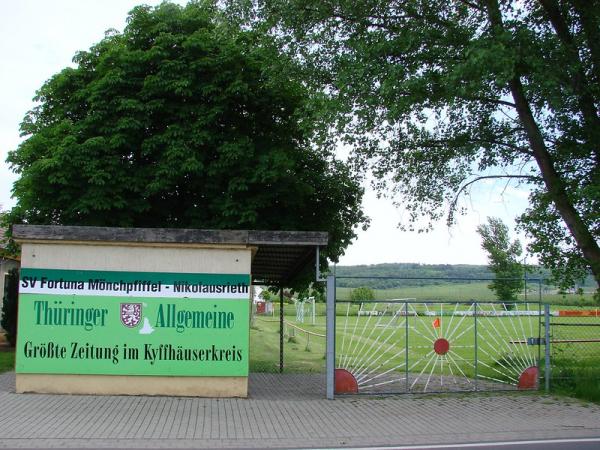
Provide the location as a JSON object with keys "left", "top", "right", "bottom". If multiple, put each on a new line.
{"left": 5, "top": 1, "right": 367, "bottom": 284}
{"left": 237, "top": 0, "right": 600, "bottom": 294}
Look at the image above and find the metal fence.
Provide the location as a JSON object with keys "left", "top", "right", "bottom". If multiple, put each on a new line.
{"left": 328, "top": 277, "right": 600, "bottom": 399}
{"left": 332, "top": 299, "right": 543, "bottom": 395}
{"left": 248, "top": 276, "right": 598, "bottom": 400}
{"left": 326, "top": 276, "right": 549, "bottom": 398}
{"left": 547, "top": 306, "right": 600, "bottom": 397}
{"left": 250, "top": 297, "right": 326, "bottom": 374}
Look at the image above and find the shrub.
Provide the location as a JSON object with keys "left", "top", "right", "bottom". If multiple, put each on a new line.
{"left": 350, "top": 286, "right": 375, "bottom": 302}
{"left": 1, "top": 268, "right": 19, "bottom": 346}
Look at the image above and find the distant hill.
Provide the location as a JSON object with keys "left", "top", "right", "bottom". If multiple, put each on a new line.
{"left": 331, "top": 263, "right": 562, "bottom": 289}
{"left": 334, "top": 263, "right": 494, "bottom": 288}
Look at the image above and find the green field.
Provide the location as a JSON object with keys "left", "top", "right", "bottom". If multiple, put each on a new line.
{"left": 336, "top": 281, "right": 598, "bottom": 305}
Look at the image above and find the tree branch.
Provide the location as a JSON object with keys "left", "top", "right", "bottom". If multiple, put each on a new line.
{"left": 449, "top": 174, "right": 541, "bottom": 223}
{"left": 302, "top": 5, "right": 455, "bottom": 33}
{"left": 457, "top": 0, "right": 483, "bottom": 11}
{"left": 572, "top": 0, "right": 600, "bottom": 84}
{"left": 464, "top": 96, "right": 516, "bottom": 108}
{"left": 538, "top": 0, "right": 600, "bottom": 162}
{"left": 471, "top": 139, "right": 533, "bottom": 156}
{"left": 418, "top": 137, "right": 533, "bottom": 157}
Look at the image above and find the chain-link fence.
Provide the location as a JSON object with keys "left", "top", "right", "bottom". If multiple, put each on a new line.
{"left": 249, "top": 293, "right": 326, "bottom": 374}
{"left": 548, "top": 306, "right": 600, "bottom": 400}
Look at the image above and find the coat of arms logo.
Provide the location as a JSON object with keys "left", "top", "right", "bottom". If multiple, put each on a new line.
{"left": 120, "top": 303, "right": 142, "bottom": 327}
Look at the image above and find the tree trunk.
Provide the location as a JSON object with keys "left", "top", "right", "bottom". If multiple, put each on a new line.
{"left": 508, "top": 77, "right": 600, "bottom": 289}
{"left": 485, "top": 0, "right": 600, "bottom": 289}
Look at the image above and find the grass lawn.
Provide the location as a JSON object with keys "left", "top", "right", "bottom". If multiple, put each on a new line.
{"left": 0, "top": 350, "right": 15, "bottom": 373}
{"left": 548, "top": 315, "right": 600, "bottom": 402}
{"left": 550, "top": 359, "right": 600, "bottom": 403}
{"left": 250, "top": 318, "right": 326, "bottom": 373}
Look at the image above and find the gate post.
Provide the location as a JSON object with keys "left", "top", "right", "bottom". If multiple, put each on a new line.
{"left": 474, "top": 302, "right": 478, "bottom": 391}
{"left": 405, "top": 301, "right": 409, "bottom": 393}
{"left": 326, "top": 275, "right": 336, "bottom": 399}
{"left": 544, "top": 303, "right": 551, "bottom": 393}
{"left": 280, "top": 286, "right": 284, "bottom": 373}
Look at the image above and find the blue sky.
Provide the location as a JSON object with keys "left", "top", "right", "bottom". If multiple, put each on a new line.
{"left": 0, "top": 0, "right": 533, "bottom": 266}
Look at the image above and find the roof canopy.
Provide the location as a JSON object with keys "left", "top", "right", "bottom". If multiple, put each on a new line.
{"left": 12, "top": 225, "right": 328, "bottom": 285}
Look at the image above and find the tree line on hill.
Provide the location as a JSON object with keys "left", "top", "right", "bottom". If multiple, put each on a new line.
{"left": 333, "top": 263, "right": 594, "bottom": 290}
{"left": 335, "top": 263, "right": 494, "bottom": 289}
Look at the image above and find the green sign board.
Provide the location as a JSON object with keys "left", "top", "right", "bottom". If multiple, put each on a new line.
{"left": 16, "top": 268, "right": 250, "bottom": 377}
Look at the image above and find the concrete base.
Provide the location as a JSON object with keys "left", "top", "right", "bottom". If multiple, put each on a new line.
{"left": 16, "top": 374, "right": 248, "bottom": 397}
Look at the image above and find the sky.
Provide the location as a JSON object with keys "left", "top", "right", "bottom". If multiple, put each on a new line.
{"left": 0, "top": 0, "right": 533, "bottom": 267}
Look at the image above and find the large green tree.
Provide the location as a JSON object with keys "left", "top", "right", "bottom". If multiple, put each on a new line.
{"left": 238, "top": 0, "right": 600, "bottom": 293}
{"left": 477, "top": 217, "right": 524, "bottom": 302}
{"left": 5, "top": 2, "right": 367, "bottom": 285}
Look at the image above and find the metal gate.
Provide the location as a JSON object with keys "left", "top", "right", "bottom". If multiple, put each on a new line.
{"left": 326, "top": 276, "right": 543, "bottom": 397}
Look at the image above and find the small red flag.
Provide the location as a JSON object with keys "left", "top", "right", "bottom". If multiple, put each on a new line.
{"left": 432, "top": 317, "right": 441, "bottom": 328}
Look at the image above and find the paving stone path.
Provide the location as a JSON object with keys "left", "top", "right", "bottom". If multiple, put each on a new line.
{"left": 0, "top": 372, "right": 599, "bottom": 448}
